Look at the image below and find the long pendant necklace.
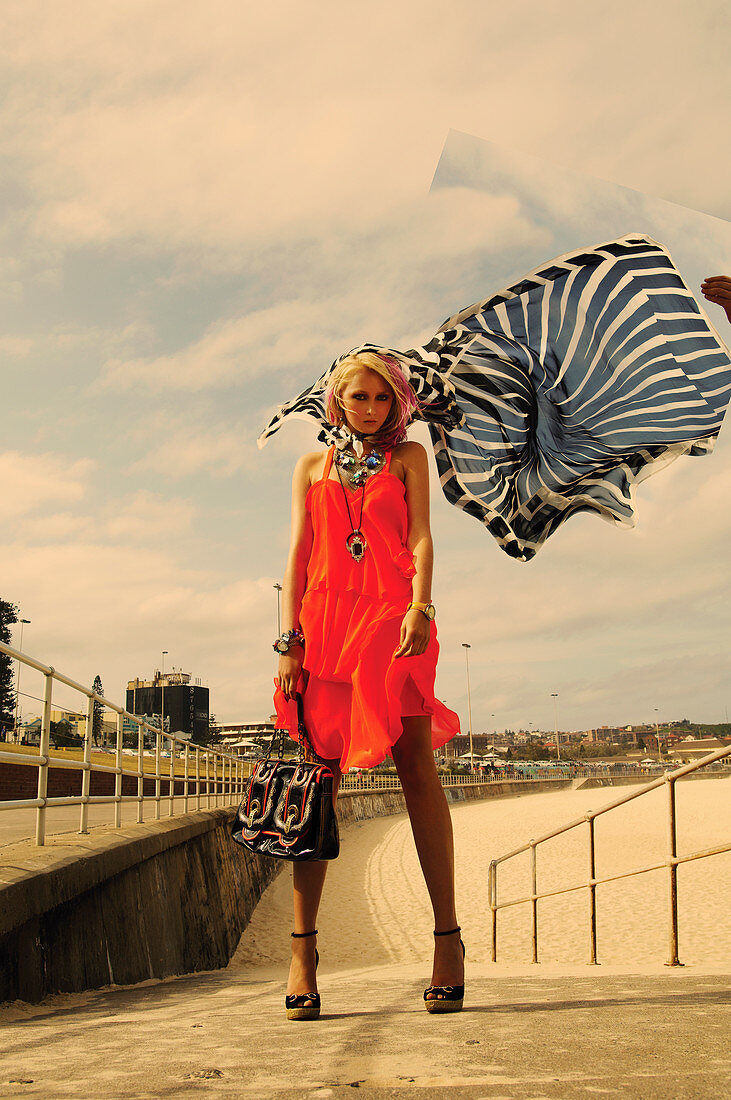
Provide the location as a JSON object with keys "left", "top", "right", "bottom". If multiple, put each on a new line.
{"left": 335, "top": 460, "right": 368, "bottom": 562}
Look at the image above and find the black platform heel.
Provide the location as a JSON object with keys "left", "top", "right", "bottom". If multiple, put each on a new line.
{"left": 285, "top": 930, "right": 320, "bottom": 1020}
{"left": 424, "top": 926, "right": 466, "bottom": 1014}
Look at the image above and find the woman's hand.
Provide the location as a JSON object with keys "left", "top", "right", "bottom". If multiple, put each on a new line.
{"left": 277, "top": 648, "right": 304, "bottom": 700}
{"left": 394, "top": 609, "right": 431, "bottom": 658}
{"left": 701, "top": 276, "right": 731, "bottom": 323}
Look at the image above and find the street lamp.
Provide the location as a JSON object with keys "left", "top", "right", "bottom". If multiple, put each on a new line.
{"left": 654, "top": 707, "right": 662, "bottom": 764}
{"left": 491, "top": 712, "right": 496, "bottom": 755}
{"left": 13, "top": 618, "right": 31, "bottom": 743}
{"left": 551, "top": 693, "right": 560, "bottom": 760}
{"left": 462, "top": 643, "right": 474, "bottom": 773}
{"left": 273, "top": 583, "right": 283, "bottom": 637}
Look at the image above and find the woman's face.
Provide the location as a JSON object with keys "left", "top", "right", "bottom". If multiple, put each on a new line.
{"left": 338, "top": 367, "right": 394, "bottom": 437}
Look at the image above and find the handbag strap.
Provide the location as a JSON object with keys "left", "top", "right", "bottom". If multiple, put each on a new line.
{"left": 294, "top": 692, "right": 327, "bottom": 765}
{"left": 267, "top": 692, "right": 327, "bottom": 766}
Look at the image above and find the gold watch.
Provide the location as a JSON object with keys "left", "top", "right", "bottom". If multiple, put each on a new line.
{"left": 407, "top": 601, "right": 436, "bottom": 621}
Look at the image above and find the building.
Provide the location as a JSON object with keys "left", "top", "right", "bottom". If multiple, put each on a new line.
{"left": 590, "top": 726, "right": 639, "bottom": 744}
{"left": 126, "top": 670, "right": 209, "bottom": 742}
{"left": 219, "top": 721, "right": 276, "bottom": 752}
{"left": 446, "top": 733, "right": 492, "bottom": 757}
{"left": 668, "top": 737, "right": 731, "bottom": 763}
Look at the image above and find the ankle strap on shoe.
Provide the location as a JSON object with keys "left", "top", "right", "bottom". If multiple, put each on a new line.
{"left": 291, "top": 929, "right": 318, "bottom": 938}
{"left": 433, "top": 926, "right": 461, "bottom": 937}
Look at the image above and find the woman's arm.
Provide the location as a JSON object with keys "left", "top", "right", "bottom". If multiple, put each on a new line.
{"left": 394, "top": 442, "right": 433, "bottom": 658}
{"left": 277, "top": 454, "right": 316, "bottom": 698}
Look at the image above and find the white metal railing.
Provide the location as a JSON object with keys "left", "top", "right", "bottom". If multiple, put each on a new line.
{"left": 0, "top": 642, "right": 249, "bottom": 845}
{"left": 338, "top": 763, "right": 687, "bottom": 792}
{"left": 488, "top": 744, "right": 731, "bottom": 967}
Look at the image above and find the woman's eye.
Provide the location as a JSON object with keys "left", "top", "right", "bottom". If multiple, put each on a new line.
{"left": 376, "top": 394, "right": 390, "bottom": 401}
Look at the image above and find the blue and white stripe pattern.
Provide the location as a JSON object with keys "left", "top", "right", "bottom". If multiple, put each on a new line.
{"left": 259, "top": 235, "right": 731, "bottom": 560}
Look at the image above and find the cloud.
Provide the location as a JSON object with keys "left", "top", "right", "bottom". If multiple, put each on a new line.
{"left": 16, "top": 489, "right": 197, "bottom": 544}
{"left": 2, "top": 451, "right": 94, "bottom": 518}
{"left": 101, "top": 186, "right": 542, "bottom": 394}
{"left": 5, "top": 0, "right": 729, "bottom": 264}
{"left": 101, "top": 301, "right": 349, "bottom": 392}
{"left": 1, "top": 534, "right": 281, "bottom": 724}
{"left": 0, "top": 336, "right": 33, "bottom": 357}
{"left": 130, "top": 425, "right": 257, "bottom": 479}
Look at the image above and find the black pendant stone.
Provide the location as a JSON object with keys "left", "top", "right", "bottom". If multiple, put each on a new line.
{"left": 346, "top": 531, "right": 367, "bottom": 562}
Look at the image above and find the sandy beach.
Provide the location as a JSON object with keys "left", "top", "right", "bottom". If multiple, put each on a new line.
{"left": 232, "top": 775, "right": 731, "bottom": 978}
{"left": 1, "top": 778, "right": 728, "bottom": 1098}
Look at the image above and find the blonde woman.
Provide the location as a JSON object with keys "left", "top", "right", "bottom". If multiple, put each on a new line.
{"left": 273, "top": 351, "right": 463, "bottom": 1019}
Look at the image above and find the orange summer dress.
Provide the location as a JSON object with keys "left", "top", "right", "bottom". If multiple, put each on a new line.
{"left": 274, "top": 446, "right": 460, "bottom": 770}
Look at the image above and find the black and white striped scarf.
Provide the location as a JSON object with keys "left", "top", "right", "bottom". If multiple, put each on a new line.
{"left": 259, "top": 235, "right": 731, "bottom": 561}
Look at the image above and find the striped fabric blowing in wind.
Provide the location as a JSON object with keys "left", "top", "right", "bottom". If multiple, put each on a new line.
{"left": 259, "top": 235, "right": 731, "bottom": 561}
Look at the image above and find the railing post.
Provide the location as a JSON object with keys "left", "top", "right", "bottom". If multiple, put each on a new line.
{"left": 184, "top": 742, "right": 190, "bottom": 813}
{"left": 79, "top": 691, "right": 93, "bottom": 834}
{"left": 168, "top": 736, "right": 175, "bottom": 817}
{"left": 587, "top": 813, "right": 598, "bottom": 964}
{"left": 530, "top": 841, "right": 538, "bottom": 964}
{"left": 206, "top": 750, "right": 211, "bottom": 808}
{"left": 137, "top": 720, "right": 144, "bottom": 823}
{"left": 489, "top": 860, "right": 498, "bottom": 962}
{"left": 665, "top": 775, "right": 682, "bottom": 967}
{"left": 114, "top": 711, "right": 123, "bottom": 828}
{"left": 154, "top": 730, "right": 162, "bottom": 820}
{"left": 35, "top": 668, "right": 54, "bottom": 846}
{"left": 196, "top": 745, "right": 201, "bottom": 810}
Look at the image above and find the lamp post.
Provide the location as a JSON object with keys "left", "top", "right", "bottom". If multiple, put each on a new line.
{"left": 551, "top": 693, "right": 560, "bottom": 760}
{"left": 491, "top": 712, "right": 496, "bottom": 755}
{"left": 161, "top": 650, "right": 169, "bottom": 739}
{"left": 13, "top": 618, "right": 31, "bottom": 743}
{"left": 273, "top": 583, "right": 282, "bottom": 637}
{"left": 462, "top": 643, "right": 474, "bottom": 773}
{"left": 654, "top": 707, "right": 662, "bottom": 764}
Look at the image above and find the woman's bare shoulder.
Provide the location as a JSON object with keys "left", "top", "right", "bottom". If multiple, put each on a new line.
{"left": 293, "top": 449, "right": 328, "bottom": 486}
{"left": 392, "top": 440, "right": 428, "bottom": 468}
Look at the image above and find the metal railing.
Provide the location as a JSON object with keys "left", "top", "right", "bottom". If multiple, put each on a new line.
{"left": 338, "top": 763, "right": 681, "bottom": 792}
{"left": 0, "top": 642, "right": 248, "bottom": 845}
{"left": 488, "top": 744, "right": 731, "bottom": 967}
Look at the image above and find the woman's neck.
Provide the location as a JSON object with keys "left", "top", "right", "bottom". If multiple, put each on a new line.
{"left": 342, "top": 429, "right": 379, "bottom": 455}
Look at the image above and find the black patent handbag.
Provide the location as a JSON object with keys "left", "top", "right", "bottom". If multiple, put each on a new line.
{"left": 231, "top": 693, "right": 339, "bottom": 861}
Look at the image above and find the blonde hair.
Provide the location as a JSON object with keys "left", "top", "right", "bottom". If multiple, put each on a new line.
{"left": 325, "top": 351, "right": 418, "bottom": 448}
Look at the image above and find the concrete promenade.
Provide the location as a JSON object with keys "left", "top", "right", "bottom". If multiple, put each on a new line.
{"left": 1, "top": 965, "right": 729, "bottom": 1098}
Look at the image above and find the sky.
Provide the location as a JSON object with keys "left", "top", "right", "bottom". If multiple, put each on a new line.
{"left": 2, "top": 1, "right": 730, "bottom": 736}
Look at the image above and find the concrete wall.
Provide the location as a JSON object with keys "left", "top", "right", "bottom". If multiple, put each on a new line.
{"left": 0, "top": 778, "right": 571, "bottom": 1004}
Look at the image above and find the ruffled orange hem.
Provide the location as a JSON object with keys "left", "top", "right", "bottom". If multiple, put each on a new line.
{"left": 273, "top": 614, "right": 460, "bottom": 770}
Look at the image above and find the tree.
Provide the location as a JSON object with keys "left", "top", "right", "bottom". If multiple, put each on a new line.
{"left": 0, "top": 599, "right": 19, "bottom": 735}
{"left": 91, "top": 675, "right": 105, "bottom": 746}
{"left": 50, "top": 718, "right": 82, "bottom": 748}
{"left": 194, "top": 713, "right": 222, "bottom": 748}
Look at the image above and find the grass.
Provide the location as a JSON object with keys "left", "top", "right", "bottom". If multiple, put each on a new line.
{"left": 0, "top": 740, "right": 245, "bottom": 778}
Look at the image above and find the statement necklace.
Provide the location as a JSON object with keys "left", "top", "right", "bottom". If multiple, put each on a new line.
{"left": 333, "top": 440, "right": 385, "bottom": 562}
{"left": 334, "top": 437, "right": 385, "bottom": 489}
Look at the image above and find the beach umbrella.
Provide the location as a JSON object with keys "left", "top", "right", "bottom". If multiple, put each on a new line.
{"left": 260, "top": 235, "right": 731, "bottom": 561}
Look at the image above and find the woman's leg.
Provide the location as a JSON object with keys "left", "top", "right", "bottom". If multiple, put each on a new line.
{"left": 287, "top": 762, "right": 342, "bottom": 1000}
{"left": 391, "top": 716, "right": 464, "bottom": 992}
